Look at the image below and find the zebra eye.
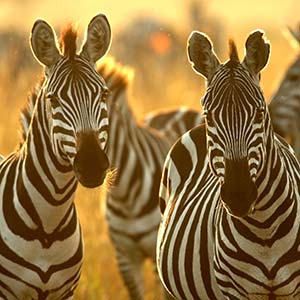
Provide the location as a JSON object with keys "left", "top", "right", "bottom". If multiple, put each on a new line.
{"left": 254, "top": 108, "right": 264, "bottom": 122}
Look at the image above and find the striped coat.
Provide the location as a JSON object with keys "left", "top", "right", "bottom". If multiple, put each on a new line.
{"left": 269, "top": 26, "right": 300, "bottom": 159}
{"left": 0, "top": 14, "right": 111, "bottom": 299}
{"left": 157, "top": 30, "right": 300, "bottom": 299}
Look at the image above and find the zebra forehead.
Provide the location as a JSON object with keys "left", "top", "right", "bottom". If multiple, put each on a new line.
{"left": 59, "top": 23, "right": 78, "bottom": 59}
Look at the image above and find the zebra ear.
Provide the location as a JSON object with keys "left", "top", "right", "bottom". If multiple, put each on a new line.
{"left": 243, "top": 30, "right": 270, "bottom": 74}
{"left": 80, "top": 13, "right": 112, "bottom": 64}
{"left": 30, "top": 19, "right": 61, "bottom": 67}
{"left": 187, "top": 31, "right": 220, "bottom": 79}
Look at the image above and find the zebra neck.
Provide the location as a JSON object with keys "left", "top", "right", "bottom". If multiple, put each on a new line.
{"left": 17, "top": 98, "right": 78, "bottom": 234}
{"left": 107, "top": 103, "right": 139, "bottom": 159}
{"left": 106, "top": 106, "right": 168, "bottom": 206}
{"left": 241, "top": 133, "right": 296, "bottom": 237}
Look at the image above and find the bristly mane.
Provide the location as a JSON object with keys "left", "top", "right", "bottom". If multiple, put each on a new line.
{"left": 97, "top": 57, "right": 134, "bottom": 90}
{"left": 60, "top": 23, "right": 78, "bottom": 59}
{"left": 228, "top": 38, "right": 239, "bottom": 62}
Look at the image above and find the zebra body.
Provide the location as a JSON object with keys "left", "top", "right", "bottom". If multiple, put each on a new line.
{"left": 269, "top": 26, "right": 300, "bottom": 159}
{"left": 97, "top": 61, "right": 202, "bottom": 299}
{"left": 157, "top": 31, "right": 300, "bottom": 299}
{"left": 143, "top": 107, "right": 203, "bottom": 143}
{"left": 0, "top": 14, "right": 111, "bottom": 299}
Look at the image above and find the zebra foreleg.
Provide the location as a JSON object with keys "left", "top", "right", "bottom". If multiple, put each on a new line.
{"left": 115, "top": 248, "right": 145, "bottom": 300}
{"left": 150, "top": 258, "right": 175, "bottom": 300}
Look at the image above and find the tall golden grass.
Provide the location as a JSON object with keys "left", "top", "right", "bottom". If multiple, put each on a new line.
{"left": 0, "top": 23, "right": 297, "bottom": 299}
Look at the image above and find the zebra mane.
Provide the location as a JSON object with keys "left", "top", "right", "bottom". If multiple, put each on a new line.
{"left": 97, "top": 57, "right": 134, "bottom": 91}
{"left": 59, "top": 23, "right": 78, "bottom": 59}
{"left": 228, "top": 38, "right": 239, "bottom": 63}
{"left": 19, "top": 78, "right": 43, "bottom": 147}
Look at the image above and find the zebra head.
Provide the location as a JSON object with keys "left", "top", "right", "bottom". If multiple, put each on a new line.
{"left": 188, "top": 30, "right": 270, "bottom": 218}
{"left": 30, "top": 14, "right": 111, "bottom": 188}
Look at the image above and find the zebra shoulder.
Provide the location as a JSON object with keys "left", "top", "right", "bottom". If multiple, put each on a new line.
{"left": 170, "top": 123, "right": 207, "bottom": 168}
{"left": 159, "top": 123, "right": 207, "bottom": 213}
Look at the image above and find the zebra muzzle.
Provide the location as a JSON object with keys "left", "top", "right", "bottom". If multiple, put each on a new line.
{"left": 74, "top": 132, "right": 110, "bottom": 188}
{"left": 220, "top": 157, "right": 258, "bottom": 218}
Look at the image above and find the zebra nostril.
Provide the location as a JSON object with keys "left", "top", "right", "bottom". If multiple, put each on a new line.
{"left": 73, "top": 143, "right": 110, "bottom": 188}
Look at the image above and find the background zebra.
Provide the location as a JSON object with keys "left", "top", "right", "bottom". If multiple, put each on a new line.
{"left": 97, "top": 60, "right": 202, "bottom": 300}
{"left": 0, "top": 14, "right": 111, "bottom": 299}
{"left": 157, "top": 30, "right": 300, "bottom": 299}
{"left": 269, "top": 25, "right": 300, "bottom": 159}
{"left": 143, "top": 107, "right": 204, "bottom": 142}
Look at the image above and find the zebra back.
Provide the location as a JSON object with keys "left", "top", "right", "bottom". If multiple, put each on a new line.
{"left": 143, "top": 107, "right": 203, "bottom": 143}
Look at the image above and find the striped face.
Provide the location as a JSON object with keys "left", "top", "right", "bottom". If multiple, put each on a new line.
{"left": 30, "top": 14, "right": 112, "bottom": 188}
{"left": 188, "top": 30, "right": 270, "bottom": 217}
{"left": 44, "top": 56, "right": 110, "bottom": 187}
{"left": 203, "top": 63, "right": 267, "bottom": 216}
{"left": 203, "top": 63, "right": 266, "bottom": 183}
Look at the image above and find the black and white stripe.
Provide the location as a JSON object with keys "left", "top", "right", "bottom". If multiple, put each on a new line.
{"left": 269, "top": 26, "right": 300, "bottom": 159}
{"left": 157, "top": 30, "right": 300, "bottom": 299}
{"left": 97, "top": 60, "right": 202, "bottom": 300}
{"left": 144, "top": 107, "right": 203, "bottom": 143}
{"left": 0, "top": 14, "right": 111, "bottom": 299}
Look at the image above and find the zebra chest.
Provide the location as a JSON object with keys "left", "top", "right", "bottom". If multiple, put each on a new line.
{"left": 0, "top": 217, "right": 83, "bottom": 298}
{"left": 214, "top": 217, "right": 300, "bottom": 299}
{"left": 0, "top": 243, "right": 82, "bottom": 299}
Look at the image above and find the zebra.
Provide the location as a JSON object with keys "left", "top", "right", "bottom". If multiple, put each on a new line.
{"left": 157, "top": 30, "right": 300, "bottom": 299}
{"left": 96, "top": 60, "right": 202, "bottom": 300}
{"left": 0, "top": 14, "right": 111, "bottom": 299}
{"left": 269, "top": 25, "right": 300, "bottom": 159}
{"left": 143, "top": 107, "right": 204, "bottom": 143}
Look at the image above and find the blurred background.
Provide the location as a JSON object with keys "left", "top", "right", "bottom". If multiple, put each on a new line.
{"left": 0, "top": 0, "right": 299, "bottom": 299}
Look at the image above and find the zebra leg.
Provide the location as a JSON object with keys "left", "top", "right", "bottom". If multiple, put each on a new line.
{"left": 150, "top": 261, "right": 174, "bottom": 300}
{"left": 141, "top": 232, "right": 175, "bottom": 300}
{"left": 115, "top": 246, "right": 145, "bottom": 300}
